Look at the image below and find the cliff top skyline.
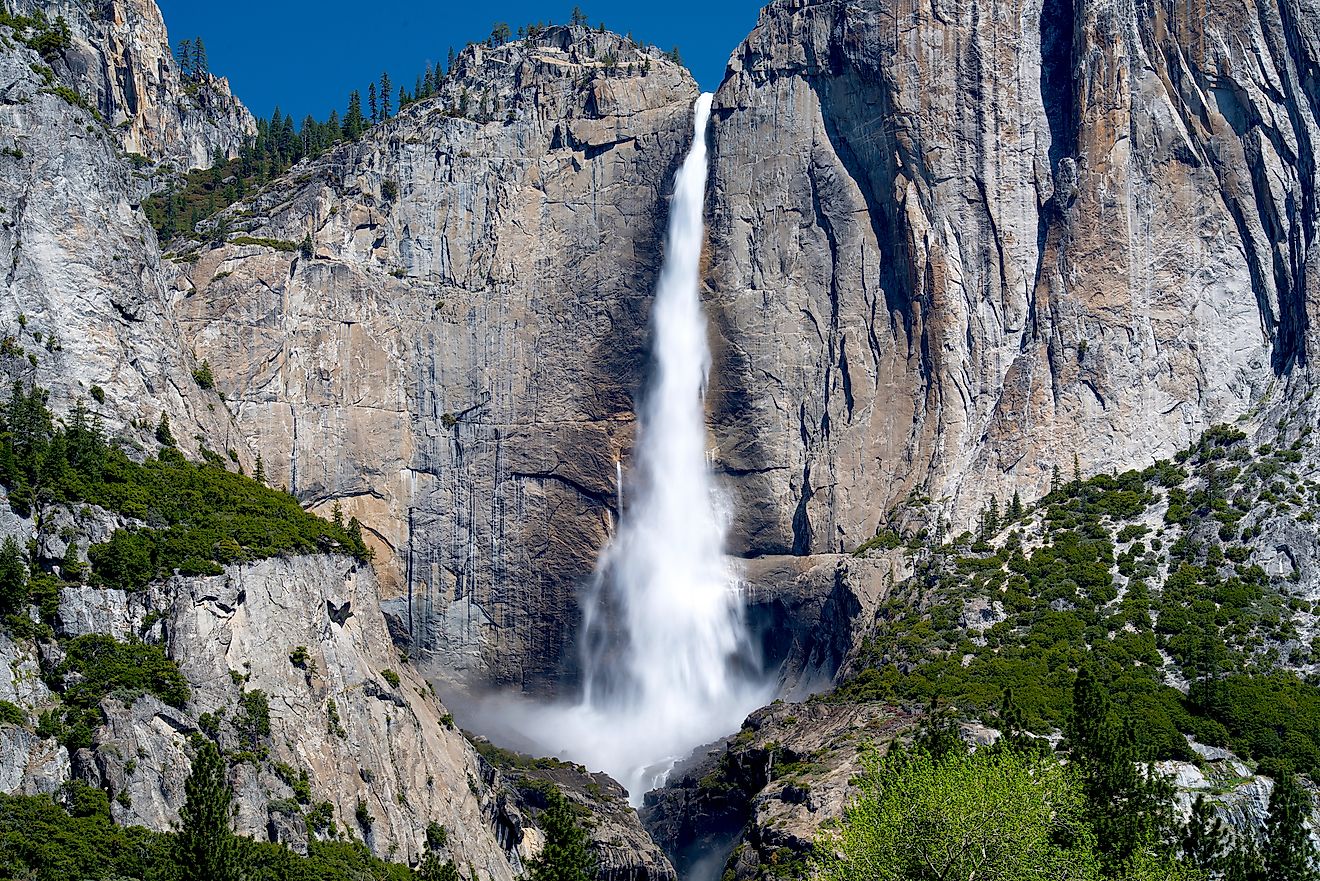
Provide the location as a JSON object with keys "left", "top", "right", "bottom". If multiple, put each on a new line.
{"left": 156, "top": 0, "right": 763, "bottom": 121}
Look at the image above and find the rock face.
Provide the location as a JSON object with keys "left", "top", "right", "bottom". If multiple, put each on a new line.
{"left": 169, "top": 0, "right": 1320, "bottom": 698}
{"left": 7, "top": 0, "right": 255, "bottom": 168}
{"left": 705, "top": 0, "right": 1319, "bottom": 560}
{"left": 0, "top": 11, "right": 252, "bottom": 464}
{"left": 472, "top": 740, "right": 677, "bottom": 881}
{"left": 171, "top": 28, "right": 699, "bottom": 691}
{"left": 641, "top": 701, "right": 914, "bottom": 881}
{"left": 0, "top": 547, "right": 524, "bottom": 873}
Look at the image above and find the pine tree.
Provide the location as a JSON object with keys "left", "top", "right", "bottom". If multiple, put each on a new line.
{"left": 996, "top": 686, "right": 1032, "bottom": 754}
{"left": 571, "top": 6, "right": 588, "bottom": 26}
{"left": 1009, "top": 490, "right": 1023, "bottom": 520}
{"left": 254, "top": 454, "right": 266, "bottom": 485}
{"left": 1067, "top": 666, "right": 1174, "bottom": 871}
{"left": 0, "top": 535, "right": 28, "bottom": 613}
{"left": 343, "top": 90, "right": 365, "bottom": 140}
{"left": 1225, "top": 837, "right": 1269, "bottom": 881}
{"left": 983, "top": 496, "right": 1000, "bottom": 535}
{"left": 176, "top": 38, "right": 194, "bottom": 77}
{"left": 491, "top": 22, "right": 511, "bottom": 45}
{"left": 528, "top": 788, "right": 595, "bottom": 881}
{"left": 1073, "top": 452, "right": 1082, "bottom": 483}
{"left": 155, "top": 412, "right": 175, "bottom": 447}
{"left": 193, "top": 37, "right": 208, "bottom": 79}
{"left": 447, "top": 47, "right": 456, "bottom": 74}
{"left": 176, "top": 740, "right": 242, "bottom": 881}
{"left": 1265, "top": 773, "right": 1318, "bottom": 881}
{"left": 420, "top": 853, "right": 461, "bottom": 881}
{"left": 380, "top": 72, "right": 393, "bottom": 118}
{"left": 1183, "top": 795, "right": 1229, "bottom": 872}
{"left": 368, "top": 82, "right": 379, "bottom": 123}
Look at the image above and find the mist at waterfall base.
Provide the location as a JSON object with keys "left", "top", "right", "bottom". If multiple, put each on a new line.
{"left": 457, "top": 94, "right": 772, "bottom": 804}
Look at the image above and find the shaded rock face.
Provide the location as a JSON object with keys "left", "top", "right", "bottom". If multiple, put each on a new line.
{"left": 473, "top": 745, "right": 677, "bottom": 881}
{"left": 705, "top": 0, "right": 1319, "bottom": 560}
{"left": 641, "top": 701, "right": 913, "bottom": 881}
{"left": 8, "top": 0, "right": 255, "bottom": 168}
{"left": 0, "top": 15, "right": 251, "bottom": 464}
{"left": 172, "top": 29, "right": 699, "bottom": 691}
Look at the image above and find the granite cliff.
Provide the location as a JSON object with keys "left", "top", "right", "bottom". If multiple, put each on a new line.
{"left": 2, "top": 0, "right": 1320, "bottom": 874}
{"left": 162, "top": 0, "right": 1320, "bottom": 701}
{"left": 707, "top": 0, "right": 1318, "bottom": 556}
{"left": 170, "top": 28, "right": 700, "bottom": 691}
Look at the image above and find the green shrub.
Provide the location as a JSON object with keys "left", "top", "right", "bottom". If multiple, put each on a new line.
{"left": 0, "top": 700, "right": 26, "bottom": 726}
{"left": 0, "top": 789, "right": 417, "bottom": 880}
{"left": 192, "top": 361, "right": 216, "bottom": 391}
{"left": 425, "top": 821, "right": 448, "bottom": 850}
{"left": 55, "top": 634, "right": 189, "bottom": 709}
{"left": 229, "top": 236, "right": 299, "bottom": 253}
{"left": 236, "top": 690, "right": 271, "bottom": 743}
{"left": 381, "top": 669, "right": 400, "bottom": 688}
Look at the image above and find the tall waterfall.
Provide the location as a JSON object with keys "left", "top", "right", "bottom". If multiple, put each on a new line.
{"left": 469, "top": 94, "right": 767, "bottom": 804}
{"left": 573, "top": 91, "right": 766, "bottom": 800}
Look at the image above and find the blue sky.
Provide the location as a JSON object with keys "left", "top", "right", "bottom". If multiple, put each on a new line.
{"left": 157, "top": 1, "right": 764, "bottom": 123}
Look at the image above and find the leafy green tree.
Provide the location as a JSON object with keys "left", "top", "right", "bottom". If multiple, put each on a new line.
{"left": 1265, "top": 773, "right": 1318, "bottom": 881}
{"left": 176, "top": 739, "right": 242, "bottom": 881}
{"left": 814, "top": 745, "right": 1100, "bottom": 881}
{"left": 527, "top": 788, "right": 595, "bottom": 881}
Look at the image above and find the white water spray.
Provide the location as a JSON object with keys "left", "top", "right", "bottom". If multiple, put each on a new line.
{"left": 469, "top": 94, "right": 768, "bottom": 804}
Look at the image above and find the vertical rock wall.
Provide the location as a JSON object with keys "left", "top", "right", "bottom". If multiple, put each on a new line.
{"left": 706, "top": 0, "right": 1318, "bottom": 560}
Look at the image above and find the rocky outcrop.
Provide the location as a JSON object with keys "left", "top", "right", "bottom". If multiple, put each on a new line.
{"left": 0, "top": 549, "right": 524, "bottom": 873}
{"left": 170, "top": 28, "right": 699, "bottom": 691}
{"left": 473, "top": 740, "right": 677, "bottom": 881}
{"left": 7, "top": 0, "right": 255, "bottom": 168}
{"left": 642, "top": 701, "right": 913, "bottom": 881}
{"left": 705, "top": 0, "right": 1319, "bottom": 560}
{"left": 643, "top": 703, "right": 1310, "bottom": 881}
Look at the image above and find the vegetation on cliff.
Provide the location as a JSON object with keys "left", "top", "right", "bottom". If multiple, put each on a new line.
{"left": 0, "top": 382, "right": 372, "bottom": 596}
{"left": 836, "top": 421, "right": 1320, "bottom": 779}
{"left": 0, "top": 764, "right": 427, "bottom": 881}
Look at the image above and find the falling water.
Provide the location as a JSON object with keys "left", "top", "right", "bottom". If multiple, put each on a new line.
{"left": 468, "top": 94, "right": 768, "bottom": 804}
{"left": 574, "top": 91, "right": 767, "bottom": 799}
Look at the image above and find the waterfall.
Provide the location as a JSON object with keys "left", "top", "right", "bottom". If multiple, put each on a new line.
{"left": 467, "top": 94, "right": 768, "bottom": 805}
{"left": 572, "top": 91, "right": 767, "bottom": 800}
